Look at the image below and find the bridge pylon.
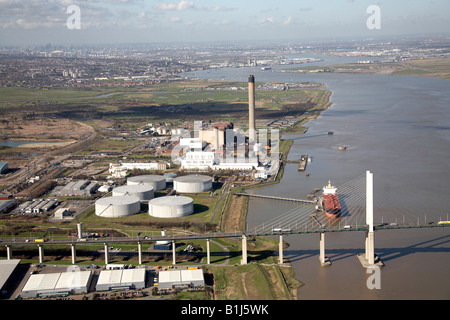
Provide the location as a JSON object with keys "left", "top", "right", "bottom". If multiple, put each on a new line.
{"left": 358, "top": 170, "right": 384, "bottom": 268}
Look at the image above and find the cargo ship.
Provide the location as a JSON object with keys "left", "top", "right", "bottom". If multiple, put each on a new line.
{"left": 322, "top": 180, "right": 341, "bottom": 218}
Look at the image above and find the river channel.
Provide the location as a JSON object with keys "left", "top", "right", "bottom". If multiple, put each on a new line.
{"left": 184, "top": 60, "right": 450, "bottom": 299}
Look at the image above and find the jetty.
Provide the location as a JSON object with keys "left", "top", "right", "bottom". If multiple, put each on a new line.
{"left": 234, "top": 193, "right": 315, "bottom": 204}
{"left": 286, "top": 155, "right": 308, "bottom": 171}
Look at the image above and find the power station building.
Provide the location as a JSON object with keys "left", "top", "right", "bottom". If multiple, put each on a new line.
{"left": 148, "top": 195, "right": 194, "bottom": 218}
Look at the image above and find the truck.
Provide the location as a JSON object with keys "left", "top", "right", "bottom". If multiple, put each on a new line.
{"left": 33, "top": 238, "right": 47, "bottom": 243}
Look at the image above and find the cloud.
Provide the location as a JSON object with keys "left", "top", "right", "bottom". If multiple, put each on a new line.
{"left": 259, "top": 17, "right": 274, "bottom": 24}
{"left": 284, "top": 16, "right": 292, "bottom": 25}
{"left": 170, "top": 16, "right": 182, "bottom": 23}
{"left": 215, "top": 19, "right": 232, "bottom": 26}
{"left": 154, "top": 0, "right": 194, "bottom": 11}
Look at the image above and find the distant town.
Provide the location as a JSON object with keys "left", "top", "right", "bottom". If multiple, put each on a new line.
{"left": 1, "top": 36, "right": 449, "bottom": 89}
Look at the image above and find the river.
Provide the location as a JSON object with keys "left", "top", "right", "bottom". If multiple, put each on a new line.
{"left": 184, "top": 60, "right": 450, "bottom": 299}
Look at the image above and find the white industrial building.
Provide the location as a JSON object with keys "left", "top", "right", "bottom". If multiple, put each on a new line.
{"left": 148, "top": 195, "right": 194, "bottom": 218}
{"left": 95, "top": 268, "right": 146, "bottom": 291}
{"left": 21, "top": 270, "right": 93, "bottom": 298}
{"left": 158, "top": 269, "right": 204, "bottom": 290}
{"left": 180, "top": 151, "right": 216, "bottom": 171}
{"left": 173, "top": 174, "right": 212, "bottom": 193}
{"left": 109, "top": 162, "right": 167, "bottom": 175}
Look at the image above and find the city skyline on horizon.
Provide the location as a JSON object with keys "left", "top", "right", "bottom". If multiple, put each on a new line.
{"left": 1, "top": 0, "right": 450, "bottom": 47}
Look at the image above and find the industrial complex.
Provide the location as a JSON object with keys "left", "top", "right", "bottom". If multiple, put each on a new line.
{"left": 0, "top": 74, "right": 289, "bottom": 300}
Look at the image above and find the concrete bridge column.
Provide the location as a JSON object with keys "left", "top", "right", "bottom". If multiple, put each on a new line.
{"left": 38, "top": 245, "right": 44, "bottom": 263}
{"left": 6, "top": 245, "right": 12, "bottom": 260}
{"left": 319, "top": 233, "right": 331, "bottom": 266}
{"left": 138, "top": 242, "right": 142, "bottom": 265}
{"left": 71, "top": 244, "right": 76, "bottom": 264}
{"left": 104, "top": 243, "right": 109, "bottom": 265}
{"left": 278, "top": 235, "right": 284, "bottom": 265}
{"left": 172, "top": 240, "right": 176, "bottom": 265}
{"left": 206, "top": 239, "right": 210, "bottom": 265}
{"left": 241, "top": 235, "right": 248, "bottom": 265}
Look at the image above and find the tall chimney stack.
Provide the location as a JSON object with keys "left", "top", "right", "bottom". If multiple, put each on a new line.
{"left": 248, "top": 75, "right": 256, "bottom": 143}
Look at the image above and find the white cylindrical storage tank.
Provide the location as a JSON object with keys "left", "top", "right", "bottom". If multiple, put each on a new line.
{"left": 112, "top": 185, "right": 154, "bottom": 201}
{"left": 95, "top": 196, "right": 141, "bottom": 218}
{"left": 173, "top": 174, "right": 212, "bottom": 193}
{"left": 148, "top": 196, "right": 194, "bottom": 218}
{"left": 127, "top": 175, "right": 166, "bottom": 191}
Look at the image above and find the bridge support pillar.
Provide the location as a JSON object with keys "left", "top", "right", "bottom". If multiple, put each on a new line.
{"left": 358, "top": 170, "right": 383, "bottom": 268}
{"left": 104, "top": 243, "right": 109, "bottom": 265}
{"left": 6, "top": 245, "right": 12, "bottom": 260}
{"left": 38, "top": 245, "right": 44, "bottom": 264}
{"left": 241, "top": 235, "right": 248, "bottom": 265}
{"left": 71, "top": 244, "right": 76, "bottom": 264}
{"left": 138, "top": 242, "right": 142, "bottom": 265}
{"left": 206, "top": 239, "right": 211, "bottom": 265}
{"left": 172, "top": 240, "right": 176, "bottom": 265}
{"left": 278, "top": 235, "right": 284, "bottom": 264}
{"left": 319, "top": 233, "right": 331, "bottom": 266}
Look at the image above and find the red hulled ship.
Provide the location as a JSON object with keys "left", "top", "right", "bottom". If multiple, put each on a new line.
{"left": 322, "top": 180, "right": 341, "bottom": 218}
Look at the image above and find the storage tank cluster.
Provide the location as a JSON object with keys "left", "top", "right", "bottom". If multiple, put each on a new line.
{"left": 148, "top": 195, "right": 194, "bottom": 218}
{"left": 95, "top": 174, "right": 212, "bottom": 218}
{"left": 173, "top": 174, "right": 212, "bottom": 193}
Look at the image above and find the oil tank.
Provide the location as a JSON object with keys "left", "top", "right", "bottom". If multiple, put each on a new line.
{"left": 95, "top": 196, "right": 141, "bottom": 218}
{"left": 173, "top": 174, "right": 212, "bottom": 193}
{"left": 148, "top": 196, "right": 194, "bottom": 218}
{"left": 127, "top": 175, "right": 166, "bottom": 191}
{"left": 112, "top": 185, "right": 154, "bottom": 201}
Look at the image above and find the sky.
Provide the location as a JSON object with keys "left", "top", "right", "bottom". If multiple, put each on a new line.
{"left": 0, "top": 0, "right": 449, "bottom": 46}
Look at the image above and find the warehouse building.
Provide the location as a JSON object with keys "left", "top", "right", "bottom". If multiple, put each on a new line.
{"left": 157, "top": 269, "right": 204, "bottom": 290}
{"left": 95, "top": 268, "right": 146, "bottom": 291}
{"left": 59, "top": 180, "right": 99, "bottom": 196}
{"left": 0, "top": 259, "right": 21, "bottom": 298}
{"left": 21, "top": 270, "right": 93, "bottom": 298}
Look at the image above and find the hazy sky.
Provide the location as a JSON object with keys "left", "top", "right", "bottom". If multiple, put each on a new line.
{"left": 1, "top": 0, "right": 449, "bottom": 46}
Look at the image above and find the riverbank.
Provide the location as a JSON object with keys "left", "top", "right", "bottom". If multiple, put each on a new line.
{"left": 278, "top": 57, "right": 450, "bottom": 81}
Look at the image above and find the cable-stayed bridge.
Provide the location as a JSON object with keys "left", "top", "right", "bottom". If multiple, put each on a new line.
{"left": 247, "top": 172, "right": 450, "bottom": 236}
{"left": 2, "top": 171, "right": 449, "bottom": 267}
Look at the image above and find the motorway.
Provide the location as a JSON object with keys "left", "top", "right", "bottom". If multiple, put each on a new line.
{"left": 1, "top": 223, "right": 448, "bottom": 247}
